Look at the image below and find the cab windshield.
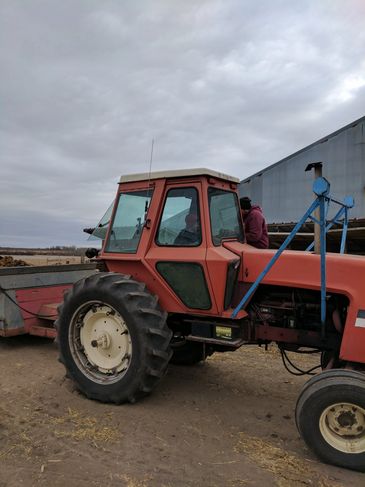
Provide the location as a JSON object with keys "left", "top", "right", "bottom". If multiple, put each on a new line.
{"left": 208, "top": 187, "right": 244, "bottom": 245}
{"left": 88, "top": 201, "right": 114, "bottom": 241}
{"left": 105, "top": 190, "right": 152, "bottom": 253}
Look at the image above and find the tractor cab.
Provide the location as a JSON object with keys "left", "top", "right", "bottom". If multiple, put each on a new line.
{"left": 95, "top": 169, "right": 246, "bottom": 317}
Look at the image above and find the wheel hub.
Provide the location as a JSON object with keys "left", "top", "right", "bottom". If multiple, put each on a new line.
{"left": 320, "top": 402, "right": 365, "bottom": 453}
{"left": 91, "top": 332, "right": 111, "bottom": 350}
{"left": 336, "top": 410, "right": 356, "bottom": 429}
{"left": 74, "top": 303, "right": 132, "bottom": 376}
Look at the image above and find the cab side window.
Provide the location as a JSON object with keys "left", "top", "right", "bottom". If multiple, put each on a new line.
{"left": 156, "top": 187, "right": 202, "bottom": 246}
{"left": 208, "top": 188, "right": 244, "bottom": 246}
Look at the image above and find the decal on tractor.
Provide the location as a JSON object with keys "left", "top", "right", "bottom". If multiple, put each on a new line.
{"left": 355, "top": 310, "right": 365, "bottom": 328}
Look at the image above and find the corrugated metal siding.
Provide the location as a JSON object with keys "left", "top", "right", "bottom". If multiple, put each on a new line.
{"left": 239, "top": 117, "right": 365, "bottom": 223}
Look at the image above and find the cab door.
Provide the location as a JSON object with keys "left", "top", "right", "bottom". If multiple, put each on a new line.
{"left": 145, "top": 182, "right": 218, "bottom": 315}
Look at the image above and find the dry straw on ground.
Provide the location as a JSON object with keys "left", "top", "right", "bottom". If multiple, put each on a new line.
{"left": 235, "top": 432, "right": 343, "bottom": 487}
{"left": 50, "top": 407, "right": 118, "bottom": 443}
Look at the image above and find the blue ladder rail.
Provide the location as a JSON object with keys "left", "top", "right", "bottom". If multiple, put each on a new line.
{"left": 232, "top": 177, "right": 354, "bottom": 339}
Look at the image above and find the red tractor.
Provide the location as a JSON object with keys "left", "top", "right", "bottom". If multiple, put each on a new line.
{"left": 56, "top": 168, "right": 365, "bottom": 471}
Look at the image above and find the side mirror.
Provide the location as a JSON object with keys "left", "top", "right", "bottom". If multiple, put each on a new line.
{"left": 85, "top": 248, "right": 100, "bottom": 259}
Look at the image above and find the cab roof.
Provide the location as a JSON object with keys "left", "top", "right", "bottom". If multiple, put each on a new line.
{"left": 119, "top": 168, "right": 239, "bottom": 184}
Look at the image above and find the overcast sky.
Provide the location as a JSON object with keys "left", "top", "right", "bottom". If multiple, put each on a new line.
{"left": 1, "top": 0, "right": 364, "bottom": 247}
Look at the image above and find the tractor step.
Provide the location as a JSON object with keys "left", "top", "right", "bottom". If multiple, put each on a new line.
{"left": 187, "top": 335, "right": 244, "bottom": 348}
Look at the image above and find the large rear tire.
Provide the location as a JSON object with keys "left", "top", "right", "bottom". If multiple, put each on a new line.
{"left": 56, "top": 272, "right": 172, "bottom": 404}
{"left": 296, "top": 369, "right": 365, "bottom": 471}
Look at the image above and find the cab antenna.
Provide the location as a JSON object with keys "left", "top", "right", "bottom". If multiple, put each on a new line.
{"left": 146, "top": 138, "right": 154, "bottom": 211}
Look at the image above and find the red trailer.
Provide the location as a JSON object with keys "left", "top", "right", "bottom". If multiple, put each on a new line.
{"left": 0, "top": 263, "right": 97, "bottom": 338}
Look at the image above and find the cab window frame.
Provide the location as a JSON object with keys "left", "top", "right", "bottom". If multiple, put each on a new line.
{"left": 208, "top": 187, "right": 244, "bottom": 247}
{"left": 155, "top": 186, "right": 203, "bottom": 248}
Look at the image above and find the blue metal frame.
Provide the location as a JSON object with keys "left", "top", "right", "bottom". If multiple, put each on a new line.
{"left": 232, "top": 177, "right": 354, "bottom": 338}
{"left": 306, "top": 196, "right": 353, "bottom": 254}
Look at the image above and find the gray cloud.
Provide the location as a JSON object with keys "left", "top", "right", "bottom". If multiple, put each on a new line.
{"left": 1, "top": 0, "right": 364, "bottom": 246}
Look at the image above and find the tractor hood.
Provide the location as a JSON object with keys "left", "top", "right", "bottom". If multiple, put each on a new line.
{"left": 223, "top": 241, "right": 365, "bottom": 299}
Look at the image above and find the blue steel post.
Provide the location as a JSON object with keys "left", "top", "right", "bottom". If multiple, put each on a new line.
{"left": 319, "top": 195, "right": 326, "bottom": 339}
{"left": 340, "top": 196, "right": 354, "bottom": 253}
{"left": 340, "top": 208, "right": 349, "bottom": 254}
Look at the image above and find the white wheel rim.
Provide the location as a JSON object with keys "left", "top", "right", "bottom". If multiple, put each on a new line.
{"left": 69, "top": 301, "right": 132, "bottom": 383}
{"left": 319, "top": 402, "right": 365, "bottom": 454}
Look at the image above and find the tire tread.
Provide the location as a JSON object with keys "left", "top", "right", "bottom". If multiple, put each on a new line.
{"left": 56, "top": 272, "right": 172, "bottom": 404}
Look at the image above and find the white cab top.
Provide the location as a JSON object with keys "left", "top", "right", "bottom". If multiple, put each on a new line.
{"left": 119, "top": 168, "right": 239, "bottom": 184}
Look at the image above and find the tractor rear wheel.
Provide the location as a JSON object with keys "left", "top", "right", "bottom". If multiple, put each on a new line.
{"left": 56, "top": 272, "right": 172, "bottom": 404}
{"left": 295, "top": 369, "right": 365, "bottom": 471}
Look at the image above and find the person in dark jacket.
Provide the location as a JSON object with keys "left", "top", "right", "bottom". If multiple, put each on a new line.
{"left": 174, "top": 212, "right": 201, "bottom": 246}
{"left": 240, "top": 197, "right": 269, "bottom": 249}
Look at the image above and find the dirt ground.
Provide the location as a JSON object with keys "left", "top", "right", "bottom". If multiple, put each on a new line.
{"left": 0, "top": 337, "right": 363, "bottom": 487}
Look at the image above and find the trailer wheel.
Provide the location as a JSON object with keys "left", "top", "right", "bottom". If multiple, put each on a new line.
{"left": 296, "top": 369, "right": 365, "bottom": 471}
{"left": 170, "top": 341, "right": 208, "bottom": 365}
{"left": 56, "top": 273, "right": 172, "bottom": 404}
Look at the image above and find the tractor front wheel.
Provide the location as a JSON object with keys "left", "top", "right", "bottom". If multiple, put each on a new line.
{"left": 56, "top": 273, "right": 172, "bottom": 404}
{"left": 296, "top": 369, "right": 365, "bottom": 471}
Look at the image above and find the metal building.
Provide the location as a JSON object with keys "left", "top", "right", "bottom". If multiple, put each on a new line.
{"left": 239, "top": 116, "right": 365, "bottom": 224}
